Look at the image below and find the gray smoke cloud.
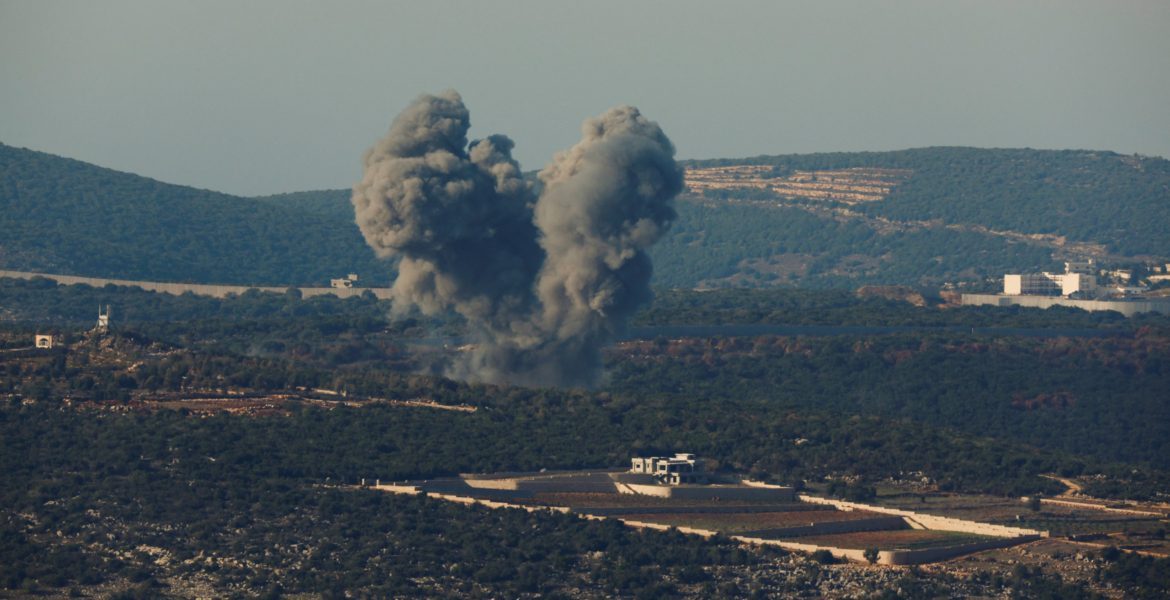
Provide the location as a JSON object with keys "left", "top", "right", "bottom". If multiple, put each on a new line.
{"left": 353, "top": 91, "right": 681, "bottom": 387}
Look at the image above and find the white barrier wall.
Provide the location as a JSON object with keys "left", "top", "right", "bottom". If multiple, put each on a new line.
{"left": 0, "top": 269, "right": 393, "bottom": 300}
{"left": 797, "top": 495, "right": 1045, "bottom": 538}
{"left": 961, "top": 293, "right": 1170, "bottom": 317}
{"left": 621, "top": 483, "right": 795, "bottom": 501}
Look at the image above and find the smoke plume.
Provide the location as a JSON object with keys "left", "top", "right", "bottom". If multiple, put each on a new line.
{"left": 353, "top": 91, "right": 682, "bottom": 387}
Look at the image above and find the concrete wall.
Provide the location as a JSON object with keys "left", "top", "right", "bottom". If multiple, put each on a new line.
{"left": 879, "top": 535, "right": 1041, "bottom": 566}
{"left": 620, "top": 483, "right": 795, "bottom": 502}
{"left": 962, "top": 293, "right": 1170, "bottom": 317}
{"left": 798, "top": 494, "right": 1045, "bottom": 538}
{"left": 734, "top": 537, "right": 872, "bottom": 563}
{"left": 0, "top": 269, "right": 394, "bottom": 300}
{"left": 577, "top": 505, "right": 815, "bottom": 517}
{"left": 734, "top": 534, "right": 1040, "bottom": 566}
{"left": 403, "top": 479, "right": 535, "bottom": 500}
{"left": 1030, "top": 496, "right": 1166, "bottom": 517}
{"left": 463, "top": 472, "right": 619, "bottom": 493}
{"left": 741, "top": 515, "right": 909, "bottom": 539}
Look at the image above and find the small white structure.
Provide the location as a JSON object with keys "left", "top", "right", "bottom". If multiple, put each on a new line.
{"left": 330, "top": 274, "right": 359, "bottom": 289}
{"left": 35, "top": 334, "right": 55, "bottom": 349}
{"left": 96, "top": 305, "right": 111, "bottom": 332}
{"left": 630, "top": 453, "right": 704, "bottom": 485}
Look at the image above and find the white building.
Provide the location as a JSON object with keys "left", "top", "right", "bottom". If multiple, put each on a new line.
{"left": 96, "top": 306, "right": 110, "bottom": 331}
{"left": 1004, "top": 262, "right": 1098, "bottom": 298}
{"left": 35, "top": 334, "right": 55, "bottom": 349}
{"left": 630, "top": 453, "right": 704, "bottom": 485}
{"left": 331, "top": 274, "right": 359, "bottom": 289}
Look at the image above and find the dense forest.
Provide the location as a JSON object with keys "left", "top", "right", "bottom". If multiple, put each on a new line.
{"left": 4, "top": 402, "right": 1118, "bottom": 598}
{"left": 0, "top": 143, "right": 386, "bottom": 286}
{"left": 4, "top": 277, "right": 1168, "bottom": 496}
{"left": 3, "top": 280, "right": 1169, "bottom": 596}
{"left": 686, "top": 147, "right": 1170, "bottom": 257}
{"left": 651, "top": 200, "right": 1056, "bottom": 288}
{"left": 3, "top": 143, "right": 1167, "bottom": 289}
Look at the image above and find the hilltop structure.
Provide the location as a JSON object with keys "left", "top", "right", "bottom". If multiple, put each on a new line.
{"left": 1004, "top": 261, "right": 1098, "bottom": 297}
{"left": 629, "top": 453, "right": 706, "bottom": 485}
{"left": 963, "top": 261, "right": 1170, "bottom": 316}
{"left": 95, "top": 305, "right": 111, "bottom": 332}
{"left": 374, "top": 453, "right": 1046, "bottom": 566}
{"left": 330, "top": 274, "right": 359, "bottom": 289}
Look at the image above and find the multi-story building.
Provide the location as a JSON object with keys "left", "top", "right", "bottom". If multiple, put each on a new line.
{"left": 1004, "top": 262, "right": 1097, "bottom": 298}
{"left": 630, "top": 453, "right": 705, "bottom": 485}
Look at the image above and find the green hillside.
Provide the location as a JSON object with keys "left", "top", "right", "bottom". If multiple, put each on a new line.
{"left": 2, "top": 143, "right": 1166, "bottom": 289}
{"left": 0, "top": 143, "right": 386, "bottom": 286}
{"left": 690, "top": 147, "right": 1170, "bottom": 256}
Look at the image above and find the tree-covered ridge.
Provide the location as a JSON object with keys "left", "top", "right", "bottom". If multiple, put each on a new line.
{"left": 648, "top": 199, "right": 1057, "bottom": 288}
{"left": 0, "top": 143, "right": 387, "bottom": 286}
{"left": 1, "top": 279, "right": 1166, "bottom": 596}
{"left": 3, "top": 143, "right": 1167, "bottom": 289}
{"left": 4, "top": 277, "right": 1168, "bottom": 495}
{"left": 686, "top": 147, "right": 1170, "bottom": 257}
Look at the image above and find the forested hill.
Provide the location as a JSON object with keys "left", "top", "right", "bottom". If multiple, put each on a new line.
{"left": 664, "top": 147, "right": 1170, "bottom": 288}
{"left": 0, "top": 143, "right": 386, "bottom": 286}
{"left": 2, "top": 143, "right": 1167, "bottom": 288}
{"left": 687, "top": 147, "right": 1170, "bottom": 256}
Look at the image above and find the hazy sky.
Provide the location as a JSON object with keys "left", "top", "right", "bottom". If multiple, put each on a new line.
{"left": 2, "top": 1, "right": 1168, "bottom": 196}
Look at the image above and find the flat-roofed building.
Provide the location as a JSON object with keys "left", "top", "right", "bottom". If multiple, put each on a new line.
{"left": 1004, "top": 264, "right": 1098, "bottom": 298}
{"left": 630, "top": 453, "right": 705, "bottom": 485}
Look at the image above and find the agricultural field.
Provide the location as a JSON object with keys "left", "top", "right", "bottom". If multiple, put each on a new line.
{"left": 797, "top": 530, "right": 993, "bottom": 551}
{"left": 684, "top": 165, "right": 912, "bottom": 204}
{"left": 874, "top": 490, "right": 1169, "bottom": 537}
{"left": 616, "top": 510, "right": 892, "bottom": 534}
{"left": 519, "top": 492, "right": 800, "bottom": 509}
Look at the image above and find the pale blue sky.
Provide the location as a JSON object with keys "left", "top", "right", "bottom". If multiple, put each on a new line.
{"left": 2, "top": 0, "right": 1168, "bottom": 196}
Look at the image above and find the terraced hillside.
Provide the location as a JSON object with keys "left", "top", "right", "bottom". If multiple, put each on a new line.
{"left": 685, "top": 165, "right": 911, "bottom": 203}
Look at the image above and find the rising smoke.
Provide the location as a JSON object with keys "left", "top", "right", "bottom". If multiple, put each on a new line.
{"left": 352, "top": 91, "right": 682, "bottom": 387}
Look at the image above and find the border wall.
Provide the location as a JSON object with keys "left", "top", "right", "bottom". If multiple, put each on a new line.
{"left": 961, "top": 293, "right": 1170, "bottom": 317}
{"left": 0, "top": 269, "right": 393, "bottom": 300}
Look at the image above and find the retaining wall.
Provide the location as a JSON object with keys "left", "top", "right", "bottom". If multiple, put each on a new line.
{"left": 576, "top": 504, "right": 816, "bottom": 517}
{"left": 741, "top": 515, "right": 908, "bottom": 539}
{"left": 879, "top": 535, "right": 1042, "bottom": 565}
{"left": 1029, "top": 496, "right": 1166, "bottom": 517}
{"left": 621, "top": 483, "right": 795, "bottom": 502}
{"left": 961, "top": 293, "right": 1170, "bottom": 317}
{"left": 736, "top": 537, "right": 871, "bottom": 564}
{"left": 798, "top": 495, "right": 1045, "bottom": 538}
{"left": 463, "top": 472, "right": 620, "bottom": 493}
